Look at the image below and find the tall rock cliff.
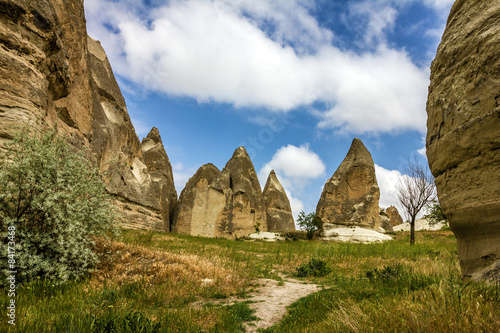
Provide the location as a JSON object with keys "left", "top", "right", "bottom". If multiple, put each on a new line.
{"left": 426, "top": 0, "right": 500, "bottom": 281}
{"left": 0, "top": 0, "right": 177, "bottom": 232}
{"left": 316, "top": 138, "right": 381, "bottom": 230}
{"left": 263, "top": 170, "right": 295, "bottom": 232}
{"left": 173, "top": 147, "right": 267, "bottom": 238}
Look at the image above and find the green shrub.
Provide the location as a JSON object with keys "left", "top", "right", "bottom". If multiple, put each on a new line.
{"left": 0, "top": 129, "right": 118, "bottom": 285}
{"left": 91, "top": 311, "right": 161, "bottom": 333}
{"left": 296, "top": 258, "right": 331, "bottom": 277}
{"left": 297, "top": 211, "right": 322, "bottom": 240}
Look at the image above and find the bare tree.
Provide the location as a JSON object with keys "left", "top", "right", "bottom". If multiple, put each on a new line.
{"left": 396, "top": 158, "right": 437, "bottom": 245}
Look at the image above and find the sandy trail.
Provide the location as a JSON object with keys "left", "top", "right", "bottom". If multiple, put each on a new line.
{"left": 244, "top": 277, "right": 322, "bottom": 332}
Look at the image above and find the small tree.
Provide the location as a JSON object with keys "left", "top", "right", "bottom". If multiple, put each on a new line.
{"left": 0, "top": 129, "right": 118, "bottom": 285}
{"left": 424, "top": 201, "right": 448, "bottom": 227}
{"left": 396, "top": 158, "right": 436, "bottom": 245}
{"left": 297, "top": 211, "right": 322, "bottom": 240}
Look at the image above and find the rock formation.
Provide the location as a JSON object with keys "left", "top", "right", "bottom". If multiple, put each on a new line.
{"left": 263, "top": 170, "right": 295, "bottom": 232}
{"left": 378, "top": 210, "right": 393, "bottom": 233}
{"left": 173, "top": 163, "right": 221, "bottom": 235}
{"left": 174, "top": 147, "right": 267, "bottom": 238}
{"left": 426, "top": 0, "right": 500, "bottom": 281}
{"left": 316, "top": 138, "right": 381, "bottom": 230}
{"left": 0, "top": 1, "right": 177, "bottom": 231}
{"left": 385, "top": 206, "right": 403, "bottom": 226}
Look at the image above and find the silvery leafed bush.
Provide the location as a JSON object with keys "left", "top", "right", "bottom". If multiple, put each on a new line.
{"left": 0, "top": 129, "right": 118, "bottom": 285}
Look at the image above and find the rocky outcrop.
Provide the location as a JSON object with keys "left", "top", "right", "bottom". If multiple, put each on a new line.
{"left": 426, "top": 0, "right": 500, "bottom": 281}
{"left": 385, "top": 206, "right": 404, "bottom": 226}
{"left": 173, "top": 163, "right": 221, "bottom": 235}
{"left": 263, "top": 170, "right": 295, "bottom": 232}
{"left": 0, "top": 1, "right": 177, "bottom": 232}
{"left": 141, "top": 127, "right": 178, "bottom": 229}
{"left": 173, "top": 147, "right": 267, "bottom": 238}
{"left": 316, "top": 138, "right": 381, "bottom": 230}
{"left": 378, "top": 210, "right": 393, "bottom": 233}
{"left": 0, "top": 0, "right": 92, "bottom": 146}
{"left": 209, "top": 147, "right": 267, "bottom": 238}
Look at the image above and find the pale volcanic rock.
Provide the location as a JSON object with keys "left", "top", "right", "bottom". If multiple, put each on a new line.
{"left": 385, "top": 205, "right": 404, "bottom": 227}
{"left": 263, "top": 170, "right": 295, "bottom": 232}
{"left": 0, "top": 0, "right": 92, "bottom": 146}
{"left": 88, "top": 38, "right": 175, "bottom": 232}
{"left": 173, "top": 147, "right": 267, "bottom": 238}
{"left": 210, "top": 147, "right": 267, "bottom": 238}
{"left": 173, "top": 163, "right": 221, "bottom": 235}
{"left": 379, "top": 209, "right": 393, "bottom": 233}
{"left": 318, "top": 225, "right": 392, "bottom": 243}
{"left": 426, "top": 0, "right": 500, "bottom": 281}
{"left": 316, "top": 138, "right": 381, "bottom": 230}
{"left": 0, "top": 1, "right": 177, "bottom": 232}
{"left": 141, "top": 127, "right": 178, "bottom": 229}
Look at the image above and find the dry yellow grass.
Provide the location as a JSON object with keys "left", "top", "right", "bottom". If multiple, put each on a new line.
{"left": 90, "top": 239, "right": 249, "bottom": 299}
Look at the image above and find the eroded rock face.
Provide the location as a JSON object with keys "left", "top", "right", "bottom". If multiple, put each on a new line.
{"left": 210, "top": 147, "right": 267, "bottom": 238}
{"left": 426, "top": 0, "right": 500, "bottom": 281}
{"left": 379, "top": 210, "right": 393, "bottom": 233}
{"left": 0, "top": 1, "right": 177, "bottom": 232}
{"left": 141, "top": 127, "right": 178, "bottom": 229}
{"left": 316, "top": 138, "right": 381, "bottom": 230}
{"left": 263, "top": 170, "right": 295, "bottom": 232}
{"left": 173, "top": 147, "right": 267, "bottom": 238}
{"left": 173, "top": 163, "right": 221, "bottom": 235}
{"left": 385, "top": 206, "right": 403, "bottom": 227}
{"left": 0, "top": 0, "right": 92, "bottom": 146}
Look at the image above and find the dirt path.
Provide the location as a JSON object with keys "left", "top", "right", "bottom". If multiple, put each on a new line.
{"left": 244, "top": 277, "right": 322, "bottom": 332}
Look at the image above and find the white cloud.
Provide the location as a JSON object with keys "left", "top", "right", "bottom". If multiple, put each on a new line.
{"left": 347, "top": 1, "right": 398, "bottom": 47}
{"left": 172, "top": 165, "right": 197, "bottom": 194}
{"left": 285, "top": 189, "right": 304, "bottom": 222}
{"left": 375, "top": 164, "right": 402, "bottom": 210}
{"left": 85, "top": 0, "right": 431, "bottom": 135}
{"left": 259, "top": 144, "right": 326, "bottom": 183}
{"left": 258, "top": 144, "right": 325, "bottom": 224}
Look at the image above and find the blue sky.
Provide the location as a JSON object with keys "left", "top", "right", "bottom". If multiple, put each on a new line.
{"left": 84, "top": 0, "right": 454, "bottom": 221}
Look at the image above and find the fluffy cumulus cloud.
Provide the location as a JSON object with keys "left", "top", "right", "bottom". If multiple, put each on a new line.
{"left": 374, "top": 164, "right": 402, "bottom": 210}
{"left": 259, "top": 144, "right": 326, "bottom": 183}
{"left": 84, "top": 0, "right": 438, "bottom": 135}
{"left": 258, "top": 144, "right": 326, "bottom": 221}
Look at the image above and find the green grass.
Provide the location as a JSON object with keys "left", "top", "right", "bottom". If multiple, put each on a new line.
{"left": 1, "top": 229, "right": 499, "bottom": 332}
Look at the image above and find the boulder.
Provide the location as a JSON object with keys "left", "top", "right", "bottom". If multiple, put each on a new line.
{"left": 426, "top": 0, "right": 500, "bottom": 281}
{"left": 173, "top": 163, "right": 221, "bottom": 235}
{"left": 0, "top": 1, "right": 177, "bottom": 232}
{"left": 385, "top": 206, "right": 404, "bottom": 226}
{"left": 263, "top": 170, "right": 295, "bottom": 232}
{"left": 316, "top": 138, "right": 381, "bottom": 230}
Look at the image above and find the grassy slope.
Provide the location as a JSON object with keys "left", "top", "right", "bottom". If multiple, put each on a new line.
{"left": 2, "top": 230, "right": 499, "bottom": 332}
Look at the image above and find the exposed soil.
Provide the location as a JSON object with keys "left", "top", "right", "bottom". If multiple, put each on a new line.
{"left": 244, "top": 277, "right": 322, "bottom": 332}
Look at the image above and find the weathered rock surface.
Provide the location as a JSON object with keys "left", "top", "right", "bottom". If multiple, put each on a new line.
{"left": 173, "top": 163, "right": 221, "bottom": 236}
{"left": 263, "top": 170, "right": 295, "bottom": 232}
{"left": 141, "top": 127, "right": 178, "bottom": 229}
{"left": 385, "top": 206, "right": 404, "bottom": 226}
{"left": 317, "top": 225, "right": 392, "bottom": 243}
{"left": 378, "top": 209, "right": 393, "bottom": 233}
{"left": 173, "top": 147, "right": 267, "bottom": 238}
{"left": 209, "top": 147, "right": 267, "bottom": 238}
{"left": 0, "top": 1, "right": 177, "bottom": 232}
{"left": 426, "top": 0, "right": 500, "bottom": 281}
{"left": 316, "top": 138, "right": 381, "bottom": 230}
